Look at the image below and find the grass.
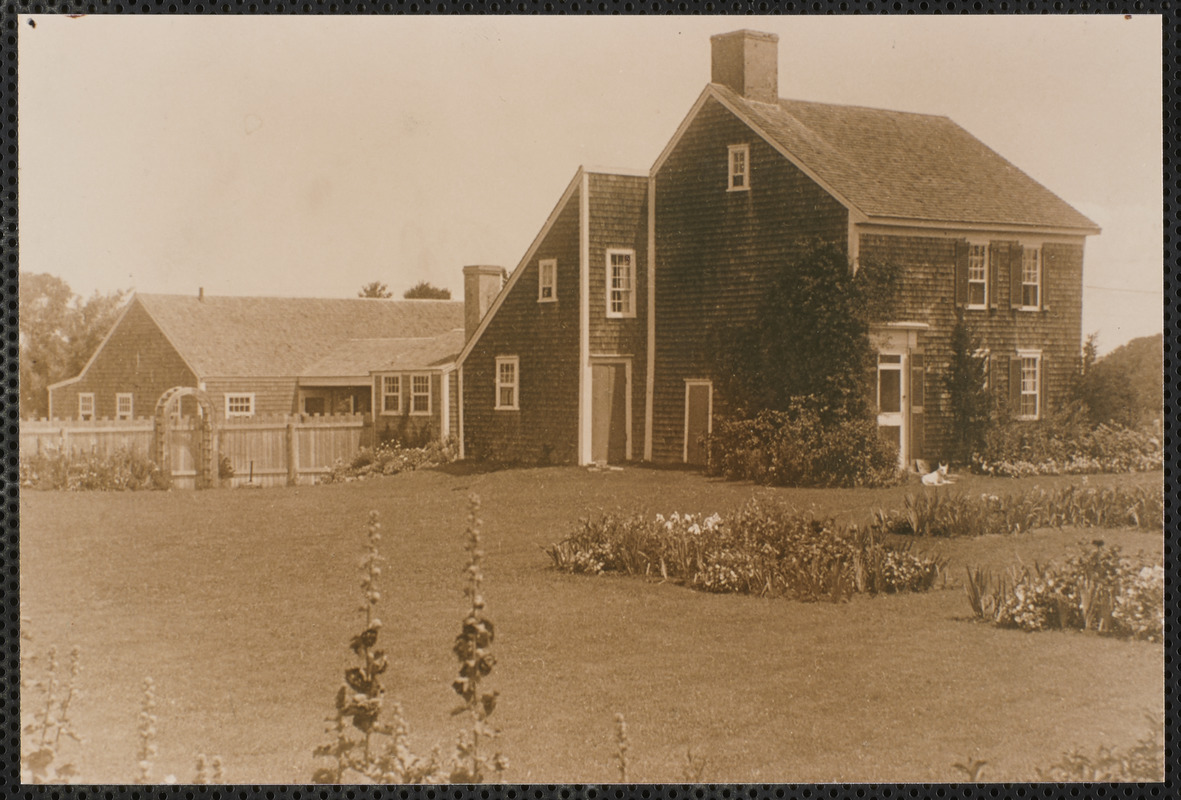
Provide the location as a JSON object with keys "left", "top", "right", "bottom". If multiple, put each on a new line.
{"left": 19, "top": 466, "right": 1163, "bottom": 783}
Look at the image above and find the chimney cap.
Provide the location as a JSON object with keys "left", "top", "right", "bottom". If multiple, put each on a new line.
{"left": 710, "top": 29, "right": 779, "bottom": 43}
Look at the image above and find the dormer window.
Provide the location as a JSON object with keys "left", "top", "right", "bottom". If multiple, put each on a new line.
{"left": 728, "top": 144, "right": 750, "bottom": 191}
{"left": 538, "top": 258, "right": 557, "bottom": 302}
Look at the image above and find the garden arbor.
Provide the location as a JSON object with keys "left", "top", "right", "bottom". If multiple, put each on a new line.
{"left": 154, "top": 386, "right": 218, "bottom": 489}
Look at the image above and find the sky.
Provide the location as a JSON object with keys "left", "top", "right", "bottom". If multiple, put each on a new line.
{"left": 18, "top": 15, "right": 1162, "bottom": 354}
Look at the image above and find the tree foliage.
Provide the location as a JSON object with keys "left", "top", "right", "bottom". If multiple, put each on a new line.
{"left": 713, "top": 240, "right": 898, "bottom": 423}
{"left": 943, "top": 314, "right": 992, "bottom": 463}
{"left": 403, "top": 281, "right": 451, "bottom": 300}
{"left": 358, "top": 281, "right": 393, "bottom": 299}
{"left": 19, "top": 273, "right": 128, "bottom": 418}
{"left": 1076, "top": 333, "right": 1163, "bottom": 430}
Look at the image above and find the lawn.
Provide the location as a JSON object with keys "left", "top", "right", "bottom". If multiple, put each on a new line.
{"left": 19, "top": 466, "right": 1164, "bottom": 783}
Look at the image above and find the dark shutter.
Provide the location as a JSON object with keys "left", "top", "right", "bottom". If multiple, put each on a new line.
{"left": 989, "top": 242, "right": 1004, "bottom": 310}
{"left": 1010, "top": 243, "right": 1024, "bottom": 308}
{"left": 1039, "top": 353, "right": 1047, "bottom": 418}
{"left": 954, "top": 240, "right": 969, "bottom": 307}
{"left": 1009, "top": 354, "right": 1022, "bottom": 414}
{"left": 1040, "top": 247, "right": 1050, "bottom": 311}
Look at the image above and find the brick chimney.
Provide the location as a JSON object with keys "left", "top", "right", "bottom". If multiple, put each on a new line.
{"left": 710, "top": 30, "right": 779, "bottom": 104}
{"left": 463, "top": 265, "right": 505, "bottom": 341}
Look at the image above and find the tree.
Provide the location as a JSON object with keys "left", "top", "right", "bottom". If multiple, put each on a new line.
{"left": 358, "top": 281, "right": 393, "bottom": 299}
{"left": 403, "top": 281, "right": 452, "bottom": 300}
{"left": 1077, "top": 332, "right": 1162, "bottom": 429}
{"left": 943, "top": 313, "right": 992, "bottom": 463}
{"left": 713, "top": 240, "right": 898, "bottom": 423}
{"left": 19, "top": 272, "right": 128, "bottom": 418}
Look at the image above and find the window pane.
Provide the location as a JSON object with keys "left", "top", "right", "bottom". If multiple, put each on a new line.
{"left": 878, "top": 368, "right": 901, "bottom": 413}
{"left": 968, "top": 282, "right": 986, "bottom": 306}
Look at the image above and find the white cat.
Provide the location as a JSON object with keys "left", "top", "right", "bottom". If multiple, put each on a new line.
{"left": 921, "top": 463, "right": 952, "bottom": 486}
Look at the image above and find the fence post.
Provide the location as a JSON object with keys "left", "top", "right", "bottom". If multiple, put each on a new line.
{"left": 286, "top": 417, "right": 299, "bottom": 486}
{"left": 60, "top": 427, "right": 70, "bottom": 465}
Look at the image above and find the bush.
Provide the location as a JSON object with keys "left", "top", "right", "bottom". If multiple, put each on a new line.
{"left": 325, "top": 438, "right": 458, "bottom": 483}
{"left": 545, "top": 501, "right": 942, "bottom": 602}
{"left": 876, "top": 483, "right": 1163, "bottom": 538}
{"left": 705, "top": 404, "right": 899, "bottom": 488}
{"left": 1036, "top": 715, "right": 1164, "bottom": 781}
{"left": 20, "top": 448, "right": 164, "bottom": 492}
{"left": 964, "top": 540, "right": 1163, "bottom": 641}
{"left": 972, "top": 407, "right": 1161, "bottom": 477}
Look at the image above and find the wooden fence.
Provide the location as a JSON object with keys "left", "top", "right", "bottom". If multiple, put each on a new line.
{"left": 20, "top": 414, "right": 372, "bottom": 489}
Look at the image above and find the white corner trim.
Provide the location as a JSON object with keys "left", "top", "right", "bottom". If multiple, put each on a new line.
{"left": 457, "top": 365, "right": 465, "bottom": 458}
{"left": 644, "top": 175, "right": 656, "bottom": 462}
{"left": 578, "top": 170, "right": 592, "bottom": 465}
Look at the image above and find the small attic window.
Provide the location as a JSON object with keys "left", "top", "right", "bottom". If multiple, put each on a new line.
{"left": 728, "top": 144, "right": 750, "bottom": 191}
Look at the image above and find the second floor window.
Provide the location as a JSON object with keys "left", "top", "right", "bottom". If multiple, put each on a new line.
{"left": 538, "top": 259, "right": 557, "bottom": 302}
{"left": 728, "top": 144, "right": 750, "bottom": 191}
{"left": 1021, "top": 247, "right": 1041, "bottom": 309}
{"left": 967, "top": 243, "right": 988, "bottom": 307}
{"left": 606, "top": 249, "right": 636, "bottom": 318}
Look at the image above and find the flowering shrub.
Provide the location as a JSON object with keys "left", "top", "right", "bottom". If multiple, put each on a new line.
{"left": 20, "top": 448, "right": 165, "bottom": 492}
{"left": 323, "top": 438, "right": 458, "bottom": 483}
{"left": 877, "top": 482, "right": 1162, "bottom": 538}
{"left": 705, "top": 404, "right": 899, "bottom": 488}
{"left": 973, "top": 415, "right": 1162, "bottom": 477}
{"left": 964, "top": 541, "right": 1163, "bottom": 640}
{"left": 545, "top": 501, "right": 942, "bottom": 602}
{"left": 1036, "top": 715, "right": 1164, "bottom": 781}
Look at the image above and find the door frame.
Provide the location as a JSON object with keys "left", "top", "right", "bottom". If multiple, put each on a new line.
{"left": 682, "top": 378, "right": 714, "bottom": 464}
{"left": 588, "top": 356, "right": 633, "bottom": 462}
{"left": 869, "top": 323, "right": 928, "bottom": 470}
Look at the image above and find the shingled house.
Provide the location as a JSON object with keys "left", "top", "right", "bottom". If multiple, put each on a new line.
{"left": 456, "top": 29, "right": 1099, "bottom": 467}
{"left": 47, "top": 293, "right": 465, "bottom": 439}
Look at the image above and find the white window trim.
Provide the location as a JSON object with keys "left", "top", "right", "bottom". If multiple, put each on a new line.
{"left": 409, "top": 373, "right": 432, "bottom": 416}
{"left": 605, "top": 248, "right": 637, "bottom": 319}
{"left": 966, "top": 241, "right": 989, "bottom": 310}
{"left": 1020, "top": 246, "right": 1042, "bottom": 311}
{"left": 115, "top": 393, "right": 134, "bottom": 420}
{"left": 727, "top": 144, "right": 750, "bottom": 192}
{"left": 78, "top": 393, "right": 95, "bottom": 421}
{"left": 225, "top": 393, "right": 255, "bottom": 418}
{"left": 380, "top": 375, "right": 402, "bottom": 416}
{"left": 538, "top": 258, "right": 558, "bottom": 303}
{"left": 1016, "top": 349, "right": 1042, "bottom": 421}
{"left": 494, "top": 356, "right": 519, "bottom": 411}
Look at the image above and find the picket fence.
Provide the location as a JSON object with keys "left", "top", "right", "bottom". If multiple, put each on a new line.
{"left": 20, "top": 414, "right": 373, "bottom": 489}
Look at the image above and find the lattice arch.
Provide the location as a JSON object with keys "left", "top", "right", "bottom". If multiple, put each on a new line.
{"left": 153, "top": 387, "right": 219, "bottom": 489}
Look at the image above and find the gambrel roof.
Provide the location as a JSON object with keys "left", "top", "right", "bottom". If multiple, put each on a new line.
{"left": 135, "top": 294, "right": 463, "bottom": 379}
{"left": 680, "top": 85, "right": 1099, "bottom": 233}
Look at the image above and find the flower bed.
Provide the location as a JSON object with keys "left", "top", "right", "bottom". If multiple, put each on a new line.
{"left": 964, "top": 540, "right": 1163, "bottom": 641}
{"left": 875, "top": 483, "right": 1162, "bottom": 538}
{"left": 323, "top": 438, "right": 457, "bottom": 483}
{"left": 20, "top": 448, "right": 165, "bottom": 492}
{"left": 972, "top": 420, "right": 1162, "bottom": 477}
{"left": 545, "top": 501, "right": 943, "bottom": 602}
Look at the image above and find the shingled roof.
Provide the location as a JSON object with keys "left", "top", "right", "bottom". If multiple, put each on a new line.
{"left": 300, "top": 330, "right": 465, "bottom": 380}
{"left": 710, "top": 84, "right": 1099, "bottom": 232}
{"left": 136, "top": 294, "right": 463, "bottom": 379}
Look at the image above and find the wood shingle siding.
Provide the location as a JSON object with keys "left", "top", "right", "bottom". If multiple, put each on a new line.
{"left": 650, "top": 98, "right": 850, "bottom": 462}
{"left": 859, "top": 233, "right": 1084, "bottom": 460}
{"left": 462, "top": 184, "right": 582, "bottom": 464}
{"left": 49, "top": 300, "right": 198, "bottom": 420}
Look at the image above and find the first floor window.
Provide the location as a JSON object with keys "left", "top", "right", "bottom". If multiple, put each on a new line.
{"left": 967, "top": 243, "right": 988, "bottom": 307}
{"left": 116, "top": 393, "right": 134, "bottom": 420}
{"left": 728, "top": 144, "right": 750, "bottom": 191}
{"left": 607, "top": 249, "right": 636, "bottom": 317}
{"left": 538, "top": 258, "right": 557, "bottom": 302}
{"left": 1018, "top": 352, "right": 1041, "bottom": 420}
{"left": 1021, "top": 247, "right": 1041, "bottom": 309}
{"left": 495, "top": 356, "right": 519, "bottom": 410}
{"left": 381, "top": 375, "right": 401, "bottom": 414}
{"left": 78, "top": 393, "right": 95, "bottom": 421}
{"left": 225, "top": 393, "right": 255, "bottom": 417}
{"left": 410, "top": 374, "right": 431, "bottom": 415}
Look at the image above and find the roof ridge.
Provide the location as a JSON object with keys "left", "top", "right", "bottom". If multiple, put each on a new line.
{"left": 777, "top": 95, "right": 953, "bottom": 121}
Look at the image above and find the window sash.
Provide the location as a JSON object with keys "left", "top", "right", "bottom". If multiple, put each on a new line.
{"left": 1019, "top": 356, "right": 1040, "bottom": 418}
{"left": 728, "top": 144, "right": 749, "bottom": 191}
{"left": 538, "top": 259, "right": 557, "bottom": 301}
{"left": 607, "top": 250, "right": 635, "bottom": 317}
{"left": 1021, "top": 248, "right": 1040, "bottom": 307}
{"left": 79, "top": 393, "right": 95, "bottom": 420}
{"left": 116, "top": 393, "right": 133, "bottom": 420}
{"left": 226, "top": 394, "right": 254, "bottom": 417}
{"left": 410, "top": 374, "right": 431, "bottom": 414}
{"left": 495, "top": 357, "right": 518, "bottom": 410}
{"left": 967, "top": 244, "right": 988, "bottom": 307}
{"left": 381, "top": 375, "right": 401, "bottom": 414}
